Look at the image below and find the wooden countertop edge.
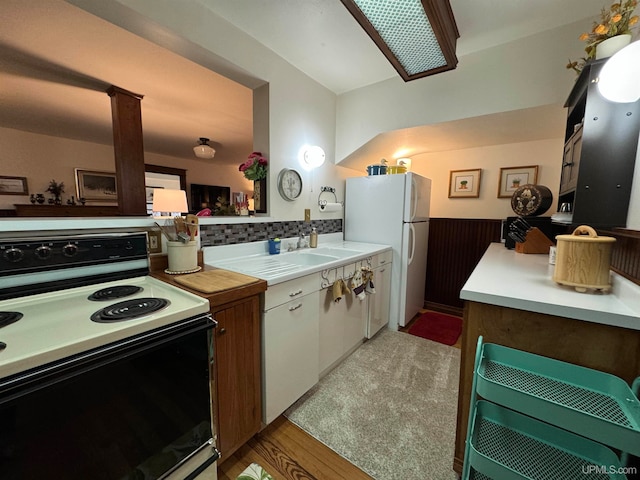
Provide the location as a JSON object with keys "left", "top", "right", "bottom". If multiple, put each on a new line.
{"left": 151, "top": 259, "right": 267, "bottom": 307}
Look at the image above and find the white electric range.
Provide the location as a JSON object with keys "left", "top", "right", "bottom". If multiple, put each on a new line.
{"left": 0, "top": 232, "right": 218, "bottom": 480}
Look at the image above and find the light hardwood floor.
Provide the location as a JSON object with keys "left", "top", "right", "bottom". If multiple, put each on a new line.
{"left": 218, "top": 309, "right": 462, "bottom": 479}
{"left": 217, "top": 416, "right": 372, "bottom": 480}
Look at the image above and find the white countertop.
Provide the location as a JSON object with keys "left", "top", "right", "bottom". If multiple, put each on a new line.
{"left": 204, "top": 233, "right": 391, "bottom": 285}
{"left": 461, "top": 243, "right": 640, "bottom": 331}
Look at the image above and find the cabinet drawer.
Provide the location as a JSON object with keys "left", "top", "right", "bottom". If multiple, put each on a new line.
{"left": 264, "top": 272, "right": 320, "bottom": 310}
{"left": 372, "top": 250, "right": 392, "bottom": 268}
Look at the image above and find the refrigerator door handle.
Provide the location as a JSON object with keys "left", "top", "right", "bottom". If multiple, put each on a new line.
{"left": 408, "top": 223, "right": 416, "bottom": 265}
{"left": 410, "top": 176, "right": 418, "bottom": 221}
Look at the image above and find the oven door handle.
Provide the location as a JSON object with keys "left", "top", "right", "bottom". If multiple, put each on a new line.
{"left": 0, "top": 313, "right": 216, "bottom": 405}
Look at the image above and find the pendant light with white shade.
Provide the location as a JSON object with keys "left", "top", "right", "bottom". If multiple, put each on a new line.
{"left": 193, "top": 137, "right": 216, "bottom": 159}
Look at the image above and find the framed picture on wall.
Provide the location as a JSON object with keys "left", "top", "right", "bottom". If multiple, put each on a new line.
{"left": 75, "top": 169, "right": 117, "bottom": 202}
{"left": 449, "top": 169, "right": 482, "bottom": 198}
{"left": 0, "top": 176, "right": 29, "bottom": 195}
{"left": 498, "top": 165, "right": 538, "bottom": 198}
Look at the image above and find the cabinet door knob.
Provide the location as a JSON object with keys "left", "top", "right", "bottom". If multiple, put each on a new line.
{"left": 288, "top": 303, "right": 303, "bottom": 311}
{"left": 219, "top": 327, "right": 227, "bottom": 335}
{"left": 289, "top": 289, "right": 303, "bottom": 297}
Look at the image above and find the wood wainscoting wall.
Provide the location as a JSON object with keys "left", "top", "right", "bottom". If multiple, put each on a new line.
{"left": 425, "top": 218, "right": 503, "bottom": 315}
{"left": 600, "top": 228, "right": 640, "bottom": 285}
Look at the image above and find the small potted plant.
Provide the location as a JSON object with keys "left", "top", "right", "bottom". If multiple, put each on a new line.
{"left": 46, "top": 180, "right": 65, "bottom": 205}
{"left": 567, "top": 0, "right": 639, "bottom": 74}
{"left": 239, "top": 152, "right": 268, "bottom": 181}
{"left": 512, "top": 178, "right": 521, "bottom": 188}
{"left": 459, "top": 180, "right": 468, "bottom": 189}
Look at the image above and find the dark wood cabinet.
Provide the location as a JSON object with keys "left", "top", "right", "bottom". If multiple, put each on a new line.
{"left": 151, "top": 265, "right": 266, "bottom": 463}
{"left": 211, "top": 295, "right": 262, "bottom": 462}
{"left": 560, "top": 125, "right": 582, "bottom": 195}
{"left": 560, "top": 58, "right": 640, "bottom": 228}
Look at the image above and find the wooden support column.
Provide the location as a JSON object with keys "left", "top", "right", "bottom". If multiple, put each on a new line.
{"left": 107, "top": 86, "right": 147, "bottom": 216}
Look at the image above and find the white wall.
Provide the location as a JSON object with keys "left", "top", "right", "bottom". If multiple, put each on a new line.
{"left": 335, "top": 21, "right": 584, "bottom": 162}
{"left": 410, "top": 138, "right": 564, "bottom": 219}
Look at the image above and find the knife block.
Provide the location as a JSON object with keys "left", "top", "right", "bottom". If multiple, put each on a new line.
{"left": 515, "top": 227, "right": 555, "bottom": 254}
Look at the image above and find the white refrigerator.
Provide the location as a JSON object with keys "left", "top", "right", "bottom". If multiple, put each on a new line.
{"left": 345, "top": 172, "right": 431, "bottom": 330}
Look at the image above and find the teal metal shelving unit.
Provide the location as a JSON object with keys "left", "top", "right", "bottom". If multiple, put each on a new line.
{"left": 462, "top": 337, "right": 640, "bottom": 480}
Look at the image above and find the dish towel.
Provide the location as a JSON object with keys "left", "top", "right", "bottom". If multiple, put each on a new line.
{"left": 351, "top": 270, "right": 366, "bottom": 300}
{"left": 362, "top": 266, "right": 376, "bottom": 295}
{"left": 332, "top": 278, "right": 351, "bottom": 302}
{"left": 236, "top": 462, "right": 274, "bottom": 480}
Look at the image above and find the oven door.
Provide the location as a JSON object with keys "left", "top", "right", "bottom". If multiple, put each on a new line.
{"left": 0, "top": 314, "right": 219, "bottom": 480}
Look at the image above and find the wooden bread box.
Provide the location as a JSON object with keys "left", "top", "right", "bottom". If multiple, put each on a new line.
{"left": 552, "top": 225, "right": 616, "bottom": 293}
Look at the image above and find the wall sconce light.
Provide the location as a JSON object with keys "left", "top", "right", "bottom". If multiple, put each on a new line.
{"left": 299, "top": 145, "right": 326, "bottom": 170}
{"left": 598, "top": 40, "right": 640, "bottom": 103}
{"left": 193, "top": 137, "right": 216, "bottom": 159}
{"left": 152, "top": 188, "right": 188, "bottom": 217}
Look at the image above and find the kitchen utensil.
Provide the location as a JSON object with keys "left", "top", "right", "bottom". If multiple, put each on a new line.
{"left": 174, "top": 216, "right": 185, "bottom": 235}
{"left": 186, "top": 214, "right": 199, "bottom": 241}
{"left": 511, "top": 184, "right": 553, "bottom": 217}
{"left": 508, "top": 217, "right": 531, "bottom": 243}
{"left": 155, "top": 220, "right": 177, "bottom": 241}
{"left": 553, "top": 225, "right": 616, "bottom": 293}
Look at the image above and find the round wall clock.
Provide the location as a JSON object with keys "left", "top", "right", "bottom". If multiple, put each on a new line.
{"left": 277, "top": 168, "right": 303, "bottom": 201}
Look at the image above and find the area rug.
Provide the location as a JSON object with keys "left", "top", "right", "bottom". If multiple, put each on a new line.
{"left": 236, "top": 463, "right": 274, "bottom": 480}
{"left": 408, "top": 311, "right": 462, "bottom": 346}
{"left": 284, "top": 329, "right": 460, "bottom": 480}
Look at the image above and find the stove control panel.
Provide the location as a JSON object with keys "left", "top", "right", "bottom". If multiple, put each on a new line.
{"left": 0, "top": 233, "right": 148, "bottom": 276}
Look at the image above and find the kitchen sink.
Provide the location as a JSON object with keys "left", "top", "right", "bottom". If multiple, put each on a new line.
{"left": 284, "top": 252, "right": 340, "bottom": 266}
{"left": 308, "top": 247, "right": 362, "bottom": 258}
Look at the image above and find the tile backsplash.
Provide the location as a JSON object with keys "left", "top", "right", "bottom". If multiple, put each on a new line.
{"left": 200, "top": 219, "right": 342, "bottom": 247}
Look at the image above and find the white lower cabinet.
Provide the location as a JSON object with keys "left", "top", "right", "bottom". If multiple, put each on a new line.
{"left": 319, "top": 288, "right": 367, "bottom": 375}
{"left": 367, "top": 259, "right": 391, "bottom": 338}
{"left": 262, "top": 275, "right": 320, "bottom": 425}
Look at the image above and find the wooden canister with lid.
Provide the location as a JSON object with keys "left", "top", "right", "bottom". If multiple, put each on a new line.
{"left": 552, "top": 225, "right": 616, "bottom": 293}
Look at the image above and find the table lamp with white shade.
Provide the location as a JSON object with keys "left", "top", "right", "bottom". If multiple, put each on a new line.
{"left": 151, "top": 188, "right": 188, "bottom": 217}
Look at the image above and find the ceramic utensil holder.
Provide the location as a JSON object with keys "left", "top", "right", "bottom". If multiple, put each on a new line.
{"left": 167, "top": 240, "right": 198, "bottom": 272}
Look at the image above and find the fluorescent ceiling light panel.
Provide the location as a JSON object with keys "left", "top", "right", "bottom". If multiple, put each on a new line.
{"left": 341, "top": 0, "right": 459, "bottom": 81}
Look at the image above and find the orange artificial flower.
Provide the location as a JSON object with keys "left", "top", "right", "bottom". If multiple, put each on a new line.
{"left": 579, "top": 32, "right": 590, "bottom": 40}
{"left": 612, "top": 13, "right": 623, "bottom": 22}
{"left": 630, "top": 15, "right": 639, "bottom": 25}
{"left": 594, "top": 24, "right": 609, "bottom": 34}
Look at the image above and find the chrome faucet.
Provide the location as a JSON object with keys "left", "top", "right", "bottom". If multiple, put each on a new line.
{"left": 297, "top": 232, "right": 308, "bottom": 249}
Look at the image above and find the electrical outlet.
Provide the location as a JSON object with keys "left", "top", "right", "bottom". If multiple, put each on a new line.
{"left": 147, "top": 230, "right": 163, "bottom": 254}
{"left": 304, "top": 208, "right": 311, "bottom": 222}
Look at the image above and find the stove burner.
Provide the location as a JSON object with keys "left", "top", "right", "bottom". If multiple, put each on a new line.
{"left": 88, "top": 285, "right": 143, "bottom": 301}
{"left": 91, "top": 298, "right": 170, "bottom": 323}
{"left": 0, "top": 312, "right": 23, "bottom": 328}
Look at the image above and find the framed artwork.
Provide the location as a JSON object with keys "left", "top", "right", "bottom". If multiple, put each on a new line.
{"left": 0, "top": 176, "right": 29, "bottom": 195}
{"left": 498, "top": 165, "right": 538, "bottom": 198}
{"left": 75, "top": 169, "right": 117, "bottom": 202}
{"left": 449, "top": 169, "right": 482, "bottom": 198}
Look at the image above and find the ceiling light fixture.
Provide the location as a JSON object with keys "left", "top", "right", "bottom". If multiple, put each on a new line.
{"left": 193, "top": 137, "right": 216, "bottom": 159}
{"left": 340, "top": 0, "right": 459, "bottom": 81}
